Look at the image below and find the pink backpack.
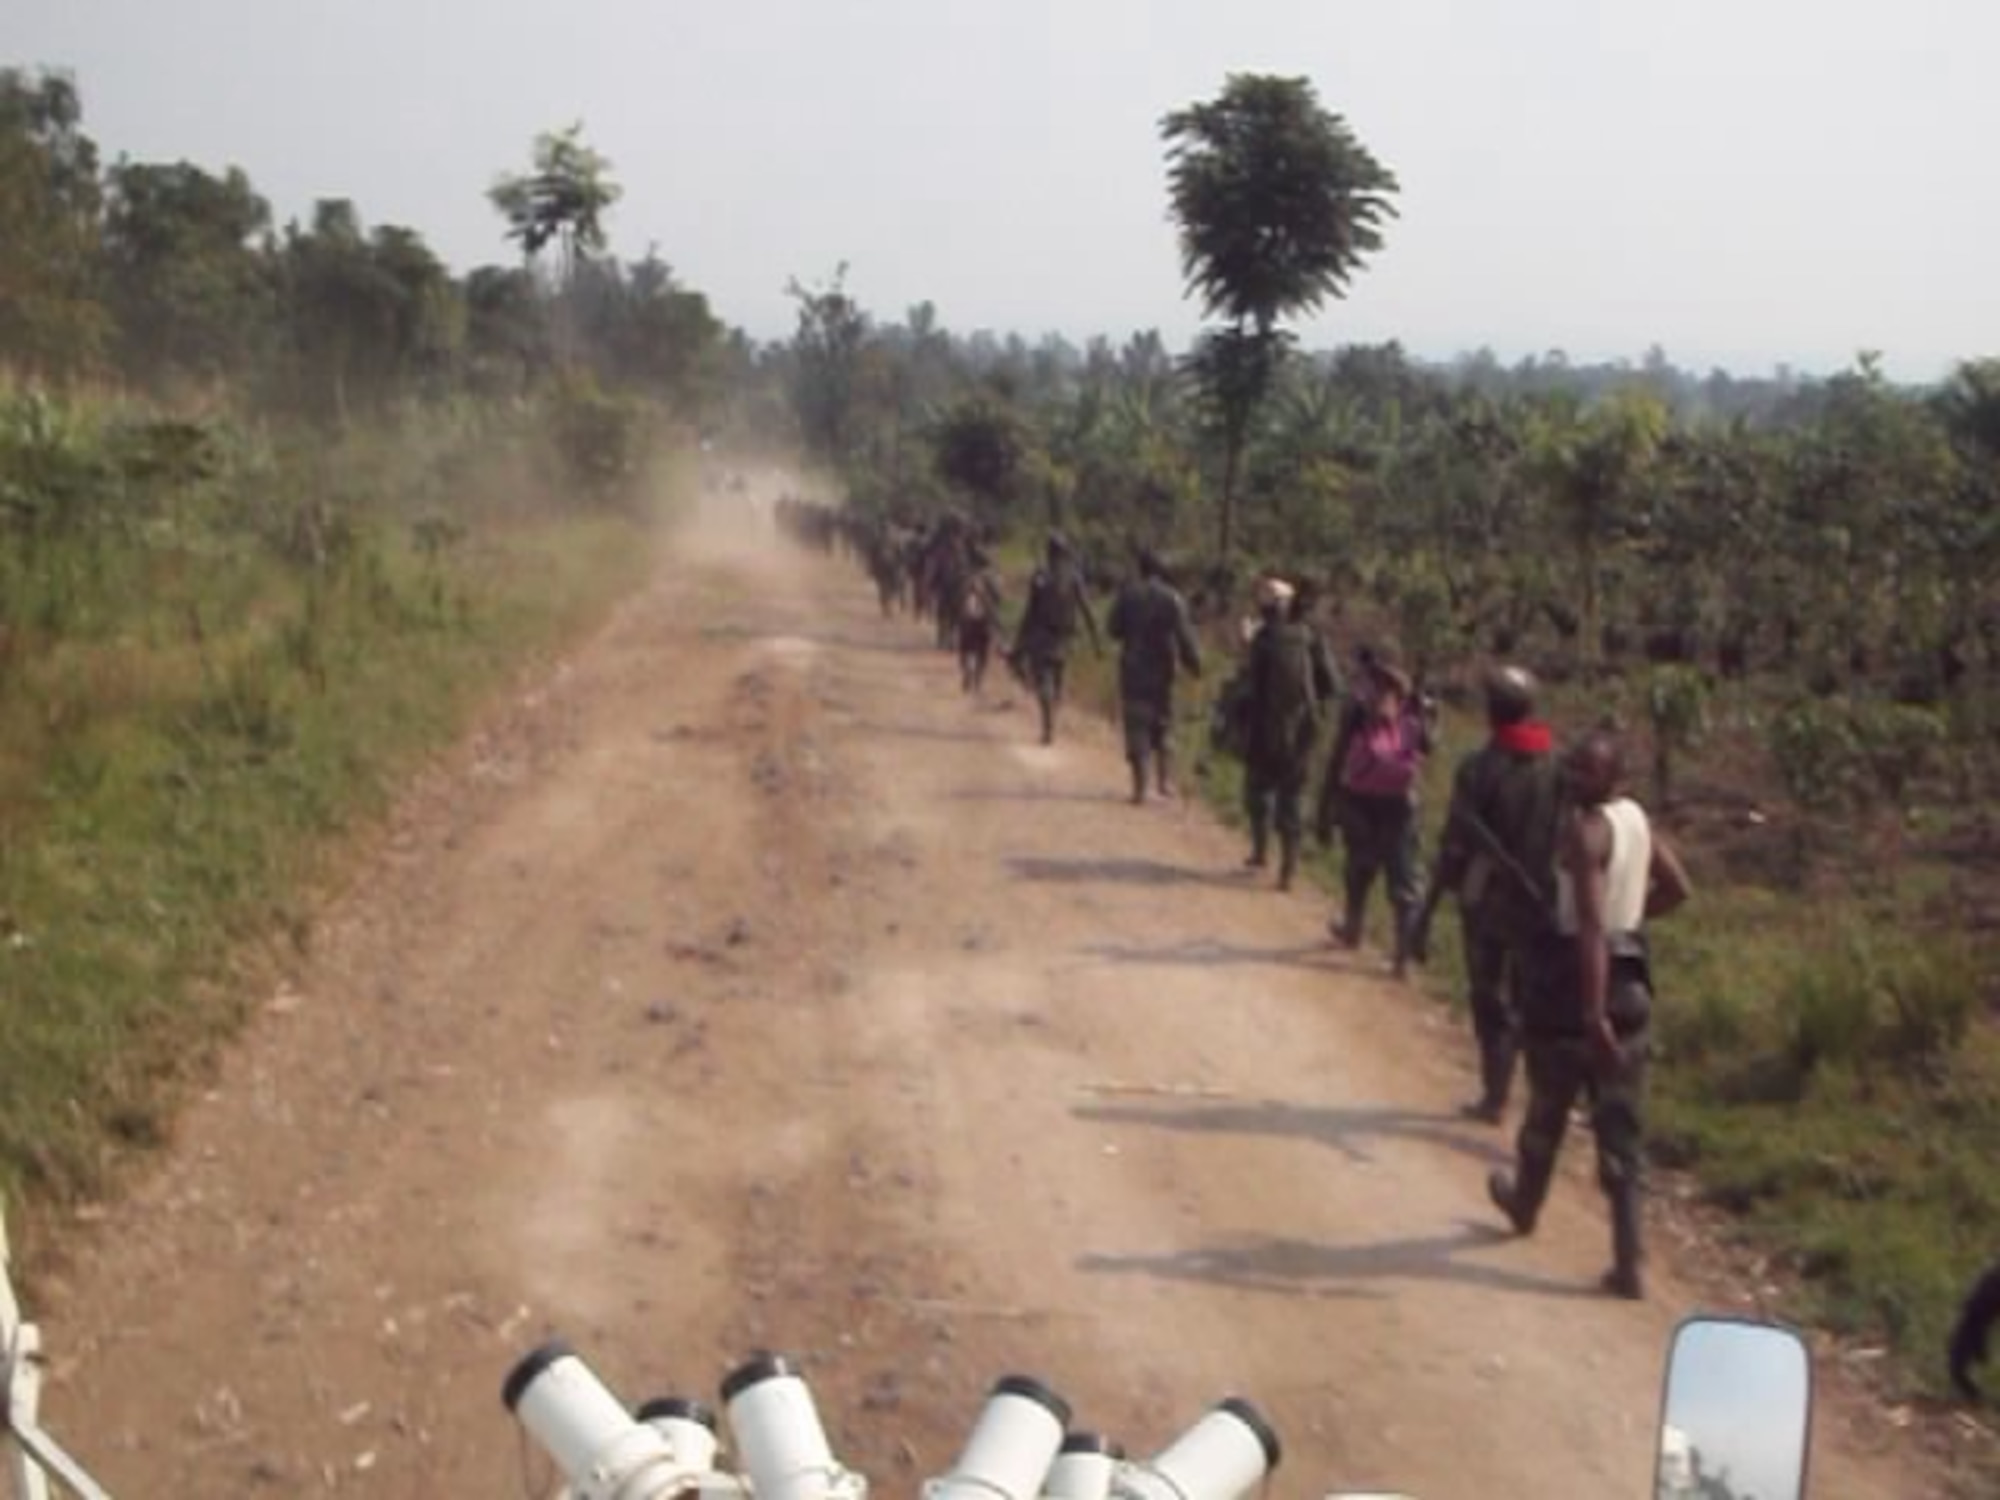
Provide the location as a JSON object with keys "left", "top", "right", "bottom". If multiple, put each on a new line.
{"left": 1344, "top": 712, "right": 1423, "bottom": 797}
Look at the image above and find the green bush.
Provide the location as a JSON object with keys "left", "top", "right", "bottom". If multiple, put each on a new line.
{"left": 1779, "top": 934, "right": 1976, "bottom": 1077}
{"left": 1644, "top": 663, "right": 1711, "bottom": 803}
{"left": 543, "top": 372, "right": 652, "bottom": 505}
{"left": 1768, "top": 697, "right": 1865, "bottom": 814}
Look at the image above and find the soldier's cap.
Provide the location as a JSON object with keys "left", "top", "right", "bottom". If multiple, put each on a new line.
{"left": 1046, "top": 531, "right": 1070, "bottom": 554}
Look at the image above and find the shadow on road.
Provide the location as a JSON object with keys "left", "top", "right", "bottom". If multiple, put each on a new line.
{"left": 951, "top": 787, "right": 1130, "bottom": 807}
{"left": 853, "top": 719, "right": 998, "bottom": 746}
{"left": 1074, "top": 1098, "right": 1512, "bottom": 1169}
{"left": 1075, "top": 937, "right": 1349, "bottom": 973}
{"left": 802, "top": 630, "right": 936, "bottom": 656}
{"left": 1078, "top": 1222, "right": 1598, "bottom": 1302}
{"left": 1007, "top": 856, "right": 1244, "bottom": 888}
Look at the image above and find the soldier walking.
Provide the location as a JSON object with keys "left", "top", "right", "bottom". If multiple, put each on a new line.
{"left": 1316, "top": 647, "right": 1431, "bottom": 975}
{"left": 1010, "top": 534, "right": 1100, "bottom": 745}
{"left": 1240, "top": 578, "right": 1337, "bottom": 889}
{"left": 1408, "top": 666, "right": 1559, "bottom": 1122}
{"left": 1487, "top": 731, "right": 1692, "bottom": 1299}
{"left": 957, "top": 547, "right": 1003, "bottom": 695}
{"left": 1107, "top": 549, "right": 1202, "bottom": 804}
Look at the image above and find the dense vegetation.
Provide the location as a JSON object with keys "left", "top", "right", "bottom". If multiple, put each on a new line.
{"left": 0, "top": 68, "right": 720, "bottom": 1207}
{"left": 753, "top": 77, "right": 2000, "bottom": 1410}
{"left": 6, "top": 54, "right": 1999, "bottom": 1429}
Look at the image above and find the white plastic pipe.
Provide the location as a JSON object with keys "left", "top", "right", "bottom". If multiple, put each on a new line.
{"left": 1117, "top": 1401, "right": 1281, "bottom": 1500}
{"left": 723, "top": 1355, "right": 845, "bottom": 1500}
{"left": 1043, "top": 1434, "right": 1122, "bottom": 1500}
{"left": 504, "top": 1341, "right": 675, "bottom": 1500}
{"left": 929, "top": 1376, "right": 1071, "bottom": 1500}
{"left": 637, "top": 1396, "right": 722, "bottom": 1473}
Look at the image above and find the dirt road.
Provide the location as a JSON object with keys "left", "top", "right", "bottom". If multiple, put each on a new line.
{"left": 33, "top": 511, "right": 1917, "bottom": 1497}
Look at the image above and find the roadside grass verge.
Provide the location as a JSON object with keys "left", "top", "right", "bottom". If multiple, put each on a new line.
{"left": 0, "top": 388, "right": 680, "bottom": 1223}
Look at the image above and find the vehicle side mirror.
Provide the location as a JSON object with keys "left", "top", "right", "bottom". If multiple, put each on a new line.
{"left": 1657, "top": 1317, "right": 1812, "bottom": 1500}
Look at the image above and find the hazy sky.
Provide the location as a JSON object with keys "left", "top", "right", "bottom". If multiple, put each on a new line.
{"left": 13, "top": 1, "right": 1997, "bottom": 378}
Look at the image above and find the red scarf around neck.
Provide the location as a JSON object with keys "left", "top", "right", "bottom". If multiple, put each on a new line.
{"left": 1494, "top": 721, "right": 1554, "bottom": 755}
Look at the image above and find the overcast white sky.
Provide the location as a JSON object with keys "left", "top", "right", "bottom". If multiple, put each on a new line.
{"left": 12, "top": 0, "right": 1997, "bottom": 379}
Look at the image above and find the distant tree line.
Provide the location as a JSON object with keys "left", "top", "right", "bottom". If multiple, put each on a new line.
{"left": 0, "top": 68, "right": 731, "bottom": 422}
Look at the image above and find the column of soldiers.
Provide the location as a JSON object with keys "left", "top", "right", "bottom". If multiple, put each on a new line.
{"left": 810, "top": 511, "right": 2000, "bottom": 1352}
{"left": 833, "top": 522, "right": 1703, "bottom": 1300}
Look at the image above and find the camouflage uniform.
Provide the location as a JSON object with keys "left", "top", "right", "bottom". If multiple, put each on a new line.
{"left": 1241, "top": 616, "right": 1337, "bottom": 888}
{"left": 1502, "top": 930, "right": 1654, "bottom": 1291}
{"left": 1107, "top": 573, "right": 1201, "bottom": 798}
{"left": 957, "top": 564, "right": 1002, "bottom": 694}
{"left": 1013, "top": 553, "right": 1096, "bottom": 745}
{"left": 1429, "top": 737, "right": 1562, "bottom": 1116}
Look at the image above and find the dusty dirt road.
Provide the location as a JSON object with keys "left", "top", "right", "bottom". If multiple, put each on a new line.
{"left": 32, "top": 508, "right": 1920, "bottom": 1497}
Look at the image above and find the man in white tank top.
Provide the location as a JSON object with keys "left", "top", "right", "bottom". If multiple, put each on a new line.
{"left": 1488, "top": 731, "right": 1692, "bottom": 1299}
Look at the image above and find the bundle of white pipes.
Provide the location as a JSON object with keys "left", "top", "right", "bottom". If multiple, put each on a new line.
{"left": 502, "top": 1341, "right": 1283, "bottom": 1500}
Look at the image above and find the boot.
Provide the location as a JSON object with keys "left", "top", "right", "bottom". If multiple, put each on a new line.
{"left": 1129, "top": 758, "right": 1148, "bottom": 806}
{"left": 1155, "top": 745, "right": 1175, "bottom": 800}
{"left": 1604, "top": 1185, "right": 1645, "bottom": 1300}
{"left": 1460, "top": 1037, "right": 1516, "bottom": 1124}
{"left": 1038, "top": 694, "right": 1055, "bottom": 747}
{"left": 1331, "top": 892, "right": 1365, "bottom": 949}
{"left": 1488, "top": 1153, "right": 1554, "bottom": 1237}
{"left": 1276, "top": 832, "right": 1299, "bottom": 892}
{"left": 1390, "top": 901, "right": 1415, "bottom": 979}
{"left": 1245, "top": 813, "right": 1269, "bottom": 870}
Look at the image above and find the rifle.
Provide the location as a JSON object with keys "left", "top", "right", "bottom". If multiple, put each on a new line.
{"left": 1408, "top": 803, "right": 1552, "bottom": 964}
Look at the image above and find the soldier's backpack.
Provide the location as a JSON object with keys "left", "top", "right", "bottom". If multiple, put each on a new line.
{"left": 1210, "top": 666, "right": 1253, "bottom": 757}
{"left": 1025, "top": 564, "right": 1077, "bottom": 639}
{"left": 1264, "top": 622, "right": 1320, "bottom": 729}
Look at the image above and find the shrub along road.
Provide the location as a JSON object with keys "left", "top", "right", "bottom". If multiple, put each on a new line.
{"left": 31, "top": 502, "right": 1922, "bottom": 1498}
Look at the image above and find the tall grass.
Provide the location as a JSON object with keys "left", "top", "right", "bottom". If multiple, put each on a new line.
{"left": 0, "top": 383, "right": 679, "bottom": 1212}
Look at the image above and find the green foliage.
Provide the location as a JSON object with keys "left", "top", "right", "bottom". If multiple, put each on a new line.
{"left": 1768, "top": 696, "right": 1946, "bottom": 818}
{"left": 1851, "top": 700, "right": 1947, "bottom": 806}
{"left": 1645, "top": 664, "right": 1711, "bottom": 802}
{"left": 0, "top": 68, "right": 108, "bottom": 376}
{"left": 1162, "top": 73, "right": 1398, "bottom": 558}
{"left": 488, "top": 122, "right": 620, "bottom": 266}
{"left": 930, "top": 394, "right": 1034, "bottom": 516}
{"left": 571, "top": 251, "right": 725, "bottom": 415}
{"left": 102, "top": 159, "right": 275, "bottom": 383}
{"left": 1162, "top": 74, "right": 1399, "bottom": 328}
{"left": 542, "top": 371, "right": 654, "bottom": 505}
{"left": 785, "top": 264, "right": 869, "bottom": 464}
{"left": 277, "top": 200, "right": 463, "bottom": 420}
{"left": 1768, "top": 698, "right": 1866, "bottom": 813}
{"left": 0, "top": 382, "right": 667, "bottom": 1206}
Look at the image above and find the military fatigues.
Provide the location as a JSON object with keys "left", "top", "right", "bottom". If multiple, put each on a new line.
{"left": 1492, "top": 795, "right": 1660, "bottom": 1294}
{"left": 1507, "top": 929, "right": 1654, "bottom": 1287}
{"left": 928, "top": 535, "right": 970, "bottom": 651}
{"left": 958, "top": 568, "right": 1001, "bottom": 693}
{"left": 1107, "top": 576, "right": 1201, "bottom": 797}
{"left": 1430, "top": 737, "right": 1562, "bottom": 1115}
{"left": 1241, "top": 618, "right": 1338, "bottom": 887}
{"left": 1013, "top": 558, "right": 1095, "bottom": 745}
